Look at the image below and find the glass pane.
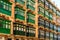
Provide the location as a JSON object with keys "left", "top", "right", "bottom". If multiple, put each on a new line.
{"left": 45, "top": 21, "right": 49, "bottom": 28}
{"left": 50, "top": 23, "right": 53, "bottom": 30}
{"left": 54, "top": 25, "right": 56, "bottom": 31}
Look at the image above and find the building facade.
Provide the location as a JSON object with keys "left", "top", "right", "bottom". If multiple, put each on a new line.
{"left": 0, "top": 0, "right": 60, "bottom": 40}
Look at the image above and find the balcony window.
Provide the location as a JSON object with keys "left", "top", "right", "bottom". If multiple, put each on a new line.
{"left": 50, "top": 33, "right": 53, "bottom": 40}
{"left": 49, "top": 13, "right": 53, "bottom": 20}
{"left": 27, "top": 0, "right": 35, "bottom": 11}
{"left": 0, "top": 1, "right": 11, "bottom": 11}
{"left": 0, "top": 18, "right": 11, "bottom": 34}
{"left": 54, "top": 34, "right": 57, "bottom": 40}
{"left": 38, "top": 17, "right": 45, "bottom": 27}
{"left": 39, "top": 30, "right": 44, "bottom": 38}
{"left": 27, "top": 12, "right": 35, "bottom": 24}
{"left": 46, "top": 32, "right": 49, "bottom": 39}
{"left": 13, "top": 23, "right": 25, "bottom": 36}
{"left": 15, "top": 7, "right": 25, "bottom": 20}
{"left": 39, "top": 6, "right": 44, "bottom": 13}
{"left": 0, "top": 1, "right": 11, "bottom": 16}
{"left": 53, "top": 7, "right": 56, "bottom": 13}
{"left": 45, "top": 21, "right": 49, "bottom": 28}
{"left": 50, "top": 23, "right": 54, "bottom": 30}
{"left": 26, "top": 26, "right": 35, "bottom": 37}
{"left": 45, "top": 10, "right": 49, "bottom": 19}
{"left": 49, "top": 4, "right": 53, "bottom": 10}
{"left": 54, "top": 25, "right": 57, "bottom": 31}
{"left": 57, "top": 11, "right": 60, "bottom": 16}
{"left": 38, "top": 6, "right": 44, "bottom": 16}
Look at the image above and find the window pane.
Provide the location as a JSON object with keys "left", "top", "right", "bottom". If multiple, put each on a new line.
{"left": 45, "top": 21, "right": 49, "bottom": 28}
{"left": 50, "top": 23, "right": 53, "bottom": 30}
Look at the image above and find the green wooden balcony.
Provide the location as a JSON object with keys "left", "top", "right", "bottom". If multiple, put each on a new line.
{"left": 27, "top": 4, "right": 35, "bottom": 11}
{"left": 0, "top": 18, "right": 11, "bottom": 34}
{"left": 0, "top": 0, "right": 12, "bottom": 16}
{"left": 27, "top": 18, "right": 35, "bottom": 24}
{"left": 0, "top": 8, "right": 11, "bottom": 16}
{"left": 13, "top": 30, "right": 25, "bottom": 36}
{"left": 15, "top": 7, "right": 25, "bottom": 21}
{"left": 27, "top": 12, "right": 35, "bottom": 24}
{"left": 15, "top": 0, "right": 25, "bottom": 5}
{"left": 15, "top": 14, "right": 25, "bottom": 20}
{"left": 38, "top": 11, "right": 44, "bottom": 16}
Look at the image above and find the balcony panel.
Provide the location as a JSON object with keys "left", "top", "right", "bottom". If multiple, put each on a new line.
{"left": 27, "top": 18, "right": 35, "bottom": 24}
{"left": 27, "top": 12, "right": 35, "bottom": 24}
{"left": 13, "top": 30, "right": 25, "bottom": 36}
{"left": 0, "top": 28, "right": 10, "bottom": 34}
{"left": 15, "top": 14, "right": 25, "bottom": 20}
{"left": 0, "top": 8, "right": 11, "bottom": 16}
